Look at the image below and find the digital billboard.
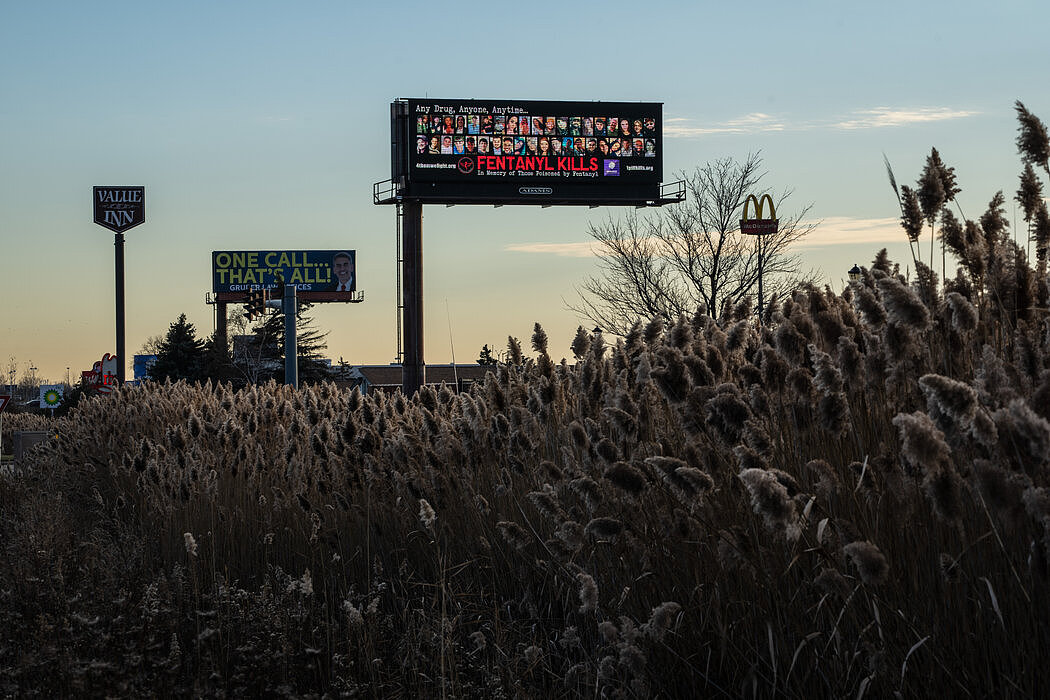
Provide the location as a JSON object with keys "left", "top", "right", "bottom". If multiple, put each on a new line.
{"left": 389, "top": 99, "right": 665, "bottom": 205}
{"left": 212, "top": 250, "right": 357, "bottom": 302}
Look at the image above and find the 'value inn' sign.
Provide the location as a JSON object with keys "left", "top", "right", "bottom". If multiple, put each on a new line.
{"left": 93, "top": 186, "right": 145, "bottom": 233}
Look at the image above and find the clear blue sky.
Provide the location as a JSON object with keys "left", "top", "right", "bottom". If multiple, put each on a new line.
{"left": 2, "top": 1, "right": 1047, "bottom": 383}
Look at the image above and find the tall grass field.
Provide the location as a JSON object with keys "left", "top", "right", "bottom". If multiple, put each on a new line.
{"left": 3, "top": 249, "right": 1049, "bottom": 697}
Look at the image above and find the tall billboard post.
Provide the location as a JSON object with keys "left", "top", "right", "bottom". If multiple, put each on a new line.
{"left": 215, "top": 300, "right": 228, "bottom": 346}
{"left": 376, "top": 98, "right": 685, "bottom": 395}
{"left": 93, "top": 186, "right": 145, "bottom": 385}
{"left": 402, "top": 201, "right": 424, "bottom": 394}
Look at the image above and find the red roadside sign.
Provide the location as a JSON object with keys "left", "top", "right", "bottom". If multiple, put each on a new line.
{"left": 0, "top": 395, "right": 11, "bottom": 413}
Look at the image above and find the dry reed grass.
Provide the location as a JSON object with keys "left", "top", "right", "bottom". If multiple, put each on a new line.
{"left": 2, "top": 253, "right": 1049, "bottom": 698}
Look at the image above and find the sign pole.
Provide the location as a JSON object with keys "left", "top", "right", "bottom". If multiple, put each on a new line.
{"left": 740, "top": 193, "right": 778, "bottom": 327}
{"left": 284, "top": 284, "right": 298, "bottom": 388}
{"left": 402, "top": 201, "right": 424, "bottom": 396}
{"left": 94, "top": 186, "right": 144, "bottom": 387}
{"left": 115, "top": 232, "right": 126, "bottom": 385}
{"left": 760, "top": 234, "right": 768, "bottom": 325}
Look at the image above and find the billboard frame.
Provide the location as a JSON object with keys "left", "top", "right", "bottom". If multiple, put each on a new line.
{"left": 376, "top": 98, "right": 685, "bottom": 207}
{"left": 210, "top": 250, "right": 364, "bottom": 304}
{"left": 372, "top": 97, "right": 686, "bottom": 396}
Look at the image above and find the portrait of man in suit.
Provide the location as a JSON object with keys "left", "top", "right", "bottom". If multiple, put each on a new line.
{"left": 329, "top": 251, "right": 355, "bottom": 292}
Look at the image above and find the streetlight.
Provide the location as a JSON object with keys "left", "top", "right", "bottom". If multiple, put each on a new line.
{"left": 848, "top": 264, "right": 862, "bottom": 282}
{"left": 27, "top": 363, "right": 38, "bottom": 400}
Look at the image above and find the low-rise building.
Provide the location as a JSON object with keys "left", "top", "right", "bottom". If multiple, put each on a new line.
{"left": 342, "top": 363, "right": 492, "bottom": 395}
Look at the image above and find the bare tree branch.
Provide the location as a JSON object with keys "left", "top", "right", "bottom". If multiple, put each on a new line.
{"left": 570, "top": 153, "right": 819, "bottom": 332}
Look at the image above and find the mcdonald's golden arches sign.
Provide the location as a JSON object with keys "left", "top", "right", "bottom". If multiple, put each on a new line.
{"left": 740, "top": 193, "right": 778, "bottom": 236}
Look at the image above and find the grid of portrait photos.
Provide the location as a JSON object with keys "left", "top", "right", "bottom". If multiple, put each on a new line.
{"left": 414, "top": 112, "right": 658, "bottom": 159}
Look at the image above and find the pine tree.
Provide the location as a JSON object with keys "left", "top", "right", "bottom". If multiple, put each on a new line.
{"left": 248, "top": 304, "right": 333, "bottom": 384}
{"left": 147, "top": 314, "right": 206, "bottom": 383}
{"left": 476, "top": 344, "right": 498, "bottom": 366}
{"left": 200, "top": 330, "right": 238, "bottom": 386}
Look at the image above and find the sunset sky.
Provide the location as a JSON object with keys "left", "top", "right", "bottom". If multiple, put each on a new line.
{"left": 2, "top": 0, "right": 1047, "bottom": 383}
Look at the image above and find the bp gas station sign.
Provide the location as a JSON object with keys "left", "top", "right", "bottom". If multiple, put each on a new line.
{"left": 39, "top": 385, "right": 63, "bottom": 409}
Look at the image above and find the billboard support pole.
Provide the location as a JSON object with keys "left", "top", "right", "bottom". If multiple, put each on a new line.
{"left": 216, "top": 301, "right": 228, "bottom": 346}
{"left": 115, "top": 232, "right": 126, "bottom": 385}
{"left": 402, "top": 201, "right": 424, "bottom": 396}
{"left": 284, "top": 285, "right": 298, "bottom": 388}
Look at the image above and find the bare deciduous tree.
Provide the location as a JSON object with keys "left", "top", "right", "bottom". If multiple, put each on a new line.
{"left": 571, "top": 153, "right": 818, "bottom": 334}
{"left": 138, "top": 334, "right": 165, "bottom": 356}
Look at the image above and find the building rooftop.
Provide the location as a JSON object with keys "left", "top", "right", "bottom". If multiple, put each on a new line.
{"left": 347, "top": 363, "right": 493, "bottom": 393}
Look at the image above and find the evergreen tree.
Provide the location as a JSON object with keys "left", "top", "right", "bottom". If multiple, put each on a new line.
{"left": 248, "top": 304, "right": 333, "bottom": 384}
{"left": 147, "top": 314, "right": 206, "bottom": 382}
{"left": 476, "top": 344, "right": 498, "bottom": 366}
{"left": 200, "top": 330, "right": 238, "bottom": 386}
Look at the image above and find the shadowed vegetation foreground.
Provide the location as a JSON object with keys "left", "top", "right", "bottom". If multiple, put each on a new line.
{"left": 3, "top": 250, "right": 1050, "bottom": 697}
